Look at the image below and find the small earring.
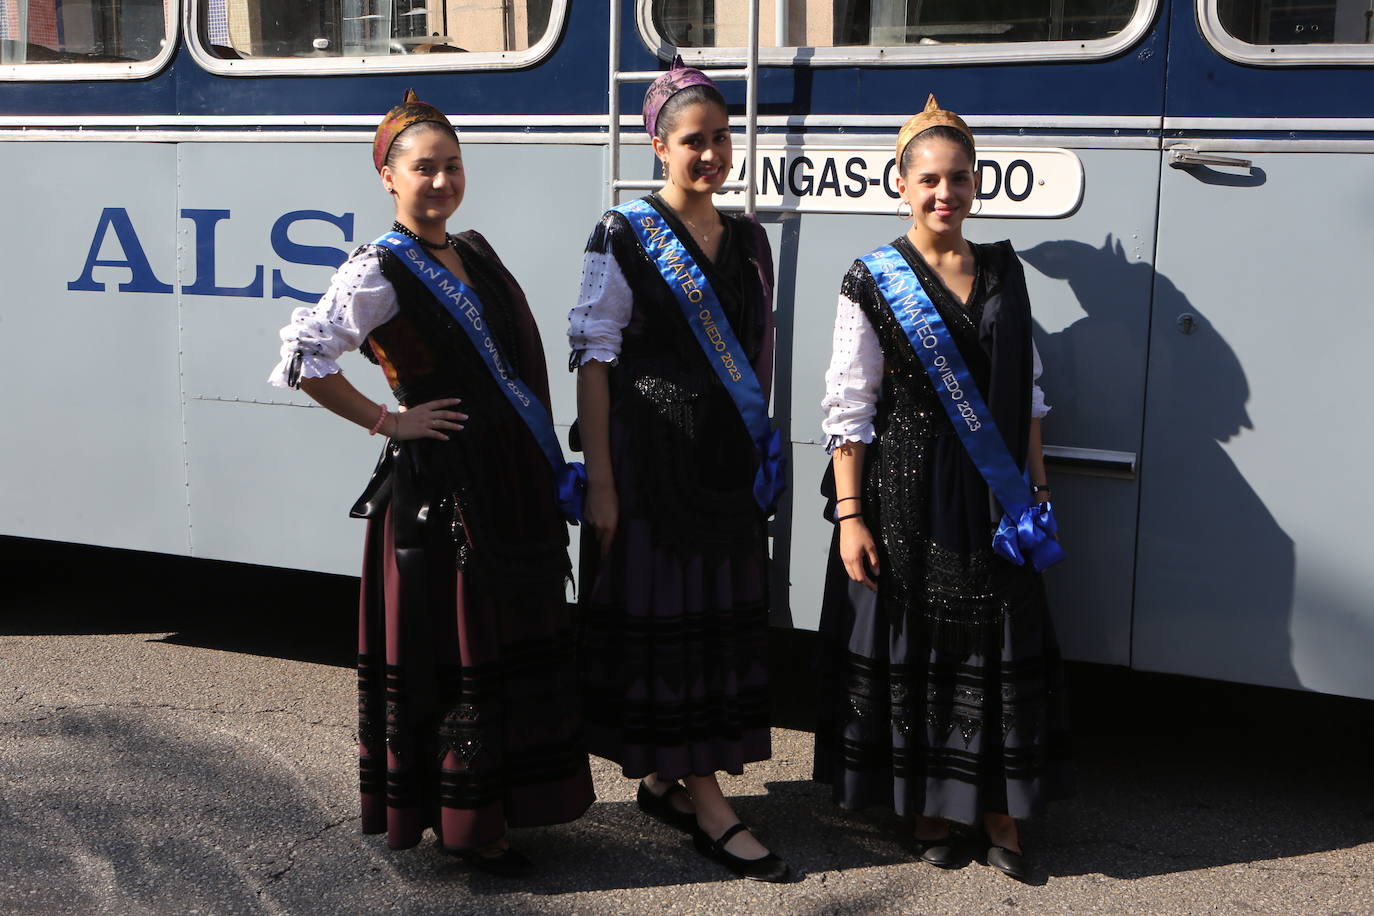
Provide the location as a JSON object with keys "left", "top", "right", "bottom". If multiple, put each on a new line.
{"left": 971, "top": 194, "right": 984, "bottom": 216}
{"left": 897, "top": 200, "right": 912, "bottom": 221}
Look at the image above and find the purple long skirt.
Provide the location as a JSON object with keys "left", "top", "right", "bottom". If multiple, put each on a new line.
{"left": 578, "top": 514, "right": 772, "bottom": 780}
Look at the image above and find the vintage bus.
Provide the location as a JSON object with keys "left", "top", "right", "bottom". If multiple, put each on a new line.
{"left": 2, "top": 0, "right": 1370, "bottom": 699}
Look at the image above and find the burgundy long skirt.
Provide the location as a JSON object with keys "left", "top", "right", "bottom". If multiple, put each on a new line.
{"left": 356, "top": 509, "right": 594, "bottom": 851}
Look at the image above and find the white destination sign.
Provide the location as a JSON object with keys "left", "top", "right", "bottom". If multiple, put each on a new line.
{"left": 716, "top": 146, "right": 1083, "bottom": 218}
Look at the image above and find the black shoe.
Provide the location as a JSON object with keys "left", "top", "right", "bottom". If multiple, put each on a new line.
{"left": 692, "top": 823, "right": 793, "bottom": 883}
{"left": 637, "top": 780, "right": 698, "bottom": 833}
{"left": 913, "top": 834, "right": 961, "bottom": 869}
{"left": 454, "top": 845, "right": 535, "bottom": 878}
{"left": 986, "top": 844, "right": 1030, "bottom": 882}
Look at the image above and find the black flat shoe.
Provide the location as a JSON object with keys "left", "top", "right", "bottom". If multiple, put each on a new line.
{"left": 913, "top": 834, "right": 961, "bottom": 869}
{"left": 454, "top": 845, "right": 535, "bottom": 878}
{"left": 986, "top": 844, "right": 1030, "bottom": 882}
{"left": 637, "top": 780, "right": 698, "bottom": 833}
{"left": 693, "top": 823, "right": 793, "bottom": 883}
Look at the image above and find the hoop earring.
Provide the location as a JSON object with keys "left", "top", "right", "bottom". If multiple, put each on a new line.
{"left": 971, "top": 193, "right": 984, "bottom": 217}
{"left": 897, "top": 200, "right": 912, "bottom": 221}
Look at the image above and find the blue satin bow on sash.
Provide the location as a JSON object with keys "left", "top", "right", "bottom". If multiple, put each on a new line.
{"left": 374, "top": 233, "right": 586, "bottom": 523}
{"left": 613, "top": 199, "right": 786, "bottom": 516}
{"left": 859, "top": 245, "right": 1064, "bottom": 571}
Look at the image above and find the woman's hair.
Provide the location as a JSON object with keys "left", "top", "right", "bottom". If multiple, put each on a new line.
{"left": 900, "top": 124, "right": 976, "bottom": 175}
{"left": 384, "top": 120, "right": 461, "bottom": 169}
{"left": 655, "top": 84, "right": 729, "bottom": 142}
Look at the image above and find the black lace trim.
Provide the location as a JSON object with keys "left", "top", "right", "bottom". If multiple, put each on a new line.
{"left": 838, "top": 652, "right": 1052, "bottom": 750}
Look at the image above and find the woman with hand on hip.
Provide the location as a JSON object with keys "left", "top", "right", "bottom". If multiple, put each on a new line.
{"left": 268, "top": 91, "right": 592, "bottom": 877}
{"left": 813, "top": 95, "right": 1073, "bottom": 882}
{"left": 568, "top": 60, "right": 790, "bottom": 883}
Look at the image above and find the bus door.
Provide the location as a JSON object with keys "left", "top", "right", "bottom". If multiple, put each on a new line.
{"left": 1136, "top": 0, "right": 1374, "bottom": 697}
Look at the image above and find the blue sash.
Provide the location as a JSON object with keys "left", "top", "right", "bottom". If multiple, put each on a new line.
{"left": 858, "top": 245, "right": 1063, "bottom": 571}
{"left": 612, "top": 198, "right": 785, "bottom": 515}
{"left": 374, "top": 232, "right": 585, "bottom": 523}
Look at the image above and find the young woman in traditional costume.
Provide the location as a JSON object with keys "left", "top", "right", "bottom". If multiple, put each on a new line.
{"left": 268, "top": 91, "right": 593, "bottom": 877}
{"left": 813, "top": 96, "right": 1073, "bottom": 882}
{"left": 567, "top": 60, "right": 790, "bottom": 883}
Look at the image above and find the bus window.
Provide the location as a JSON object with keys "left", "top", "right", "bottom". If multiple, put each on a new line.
{"left": 1201, "top": 0, "right": 1374, "bottom": 62}
{"left": 644, "top": 0, "right": 1155, "bottom": 63}
{"left": 193, "top": 0, "right": 562, "bottom": 71}
{"left": 1217, "top": 0, "right": 1373, "bottom": 45}
{"left": 0, "top": 0, "right": 173, "bottom": 75}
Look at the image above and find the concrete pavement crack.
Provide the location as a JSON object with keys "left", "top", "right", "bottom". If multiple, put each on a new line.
{"left": 256, "top": 815, "right": 357, "bottom": 895}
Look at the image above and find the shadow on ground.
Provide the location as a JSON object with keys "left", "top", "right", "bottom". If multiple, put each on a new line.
{"left": 5, "top": 536, "right": 1373, "bottom": 891}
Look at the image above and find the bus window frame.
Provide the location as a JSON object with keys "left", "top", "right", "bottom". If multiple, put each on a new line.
{"left": 0, "top": 0, "right": 179, "bottom": 82}
{"left": 636, "top": 0, "right": 1160, "bottom": 67}
{"left": 186, "top": 0, "right": 568, "bottom": 77}
{"left": 1198, "top": 0, "right": 1374, "bottom": 66}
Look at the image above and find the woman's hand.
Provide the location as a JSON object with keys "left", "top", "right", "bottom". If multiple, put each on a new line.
{"left": 389, "top": 398, "right": 467, "bottom": 441}
{"left": 584, "top": 476, "right": 619, "bottom": 557}
{"left": 839, "top": 517, "right": 880, "bottom": 591}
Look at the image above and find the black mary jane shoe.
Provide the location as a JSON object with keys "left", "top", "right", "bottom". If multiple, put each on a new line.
{"left": 693, "top": 823, "right": 793, "bottom": 883}
{"left": 636, "top": 780, "right": 698, "bottom": 834}
{"left": 913, "top": 833, "right": 962, "bottom": 869}
{"left": 985, "top": 844, "right": 1030, "bottom": 882}
{"left": 453, "top": 845, "right": 535, "bottom": 879}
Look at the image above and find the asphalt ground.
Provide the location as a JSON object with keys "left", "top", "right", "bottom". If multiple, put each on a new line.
{"left": 3, "top": 537, "right": 1373, "bottom": 916}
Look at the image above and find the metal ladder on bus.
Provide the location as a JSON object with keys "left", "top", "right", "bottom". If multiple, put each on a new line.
{"left": 607, "top": 0, "right": 761, "bottom": 215}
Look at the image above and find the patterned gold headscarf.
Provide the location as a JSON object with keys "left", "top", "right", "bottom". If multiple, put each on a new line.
{"left": 895, "top": 94, "right": 976, "bottom": 168}
{"left": 373, "top": 89, "right": 455, "bottom": 173}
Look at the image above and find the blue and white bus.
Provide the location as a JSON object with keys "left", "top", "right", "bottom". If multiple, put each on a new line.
{"left": 2, "top": 0, "right": 1371, "bottom": 699}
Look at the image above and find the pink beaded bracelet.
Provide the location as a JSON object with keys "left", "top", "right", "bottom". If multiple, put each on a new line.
{"left": 369, "top": 404, "right": 389, "bottom": 436}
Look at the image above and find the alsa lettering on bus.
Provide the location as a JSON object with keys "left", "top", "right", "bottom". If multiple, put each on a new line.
{"left": 718, "top": 147, "right": 1083, "bottom": 219}
{"left": 68, "top": 208, "right": 354, "bottom": 302}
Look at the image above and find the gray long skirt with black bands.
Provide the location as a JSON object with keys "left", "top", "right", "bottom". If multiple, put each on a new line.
{"left": 813, "top": 534, "right": 1074, "bottom": 824}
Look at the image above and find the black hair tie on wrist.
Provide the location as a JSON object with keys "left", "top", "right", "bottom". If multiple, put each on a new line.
{"left": 835, "top": 512, "right": 863, "bottom": 523}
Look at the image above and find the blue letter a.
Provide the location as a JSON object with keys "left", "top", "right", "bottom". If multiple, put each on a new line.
{"left": 69, "top": 208, "right": 174, "bottom": 293}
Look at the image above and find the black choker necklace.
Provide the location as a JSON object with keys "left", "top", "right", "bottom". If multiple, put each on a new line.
{"left": 392, "top": 222, "right": 450, "bottom": 251}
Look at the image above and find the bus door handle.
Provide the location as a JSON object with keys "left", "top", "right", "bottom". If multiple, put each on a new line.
{"left": 1042, "top": 446, "right": 1137, "bottom": 479}
{"left": 1167, "top": 147, "right": 1253, "bottom": 170}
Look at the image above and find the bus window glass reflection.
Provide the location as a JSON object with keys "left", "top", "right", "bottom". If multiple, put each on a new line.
{"left": 651, "top": 0, "right": 1140, "bottom": 49}
{"left": 0, "top": 0, "right": 169, "bottom": 65}
{"left": 1217, "top": 0, "right": 1374, "bottom": 45}
{"left": 199, "top": 0, "right": 556, "bottom": 59}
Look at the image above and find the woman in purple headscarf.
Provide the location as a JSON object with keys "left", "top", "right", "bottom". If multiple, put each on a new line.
{"left": 269, "top": 91, "right": 593, "bottom": 877}
{"left": 567, "top": 61, "right": 790, "bottom": 882}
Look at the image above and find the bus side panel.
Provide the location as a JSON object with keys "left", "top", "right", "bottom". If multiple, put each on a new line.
{"left": 176, "top": 141, "right": 392, "bottom": 573}
{"left": 1138, "top": 150, "right": 1374, "bottom": 700}
{"left": 175, "top": 139, "right": 604, "bottom": 573}
{"left": 1, "top": 143, "right": 190, "bottom": 555}
{"left": 1017, "top": 148, "right": 1162, "bottom": 667}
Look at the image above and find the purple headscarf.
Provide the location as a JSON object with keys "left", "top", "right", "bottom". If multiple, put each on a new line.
{"left": 642, "top": 55, "right": 720, "bottom": 140}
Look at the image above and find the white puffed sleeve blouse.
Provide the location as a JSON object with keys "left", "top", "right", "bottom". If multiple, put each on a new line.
{"left": 566, "top": 244, "right": 635, "bottom": 367}
{"left": 821, "top": 291, "right": 1050, "bottom": 448}
{"left": 267, "top": 247, "right": 399, "bottom": 388}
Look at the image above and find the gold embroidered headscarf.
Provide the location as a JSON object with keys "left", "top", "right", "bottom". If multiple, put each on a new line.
{"left": 895, "top": 94, "right": 976, "bottom": 169}
{"left": 373, "top": 89, "right": 455, "bottom": 173}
